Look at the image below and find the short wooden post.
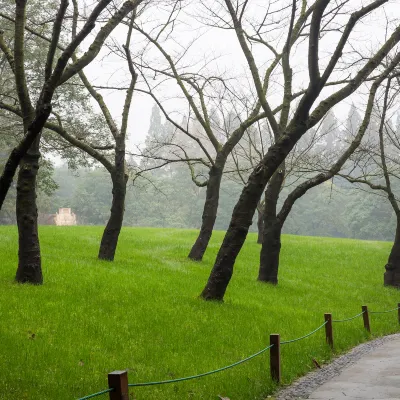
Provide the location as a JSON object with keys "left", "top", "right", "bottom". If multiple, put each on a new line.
{"left": 270, "top": 334, "right": 281, "bottom": 383}
{"left": 362, "top": 305, "right": 370, "bottom": 333}
{"left": 398, "top": 303, "right": 400, "bottom": 324}
{"left": 324, "top": 313, "right": 333, "bottom": 349}
{"left": 108, "top": 370, "right": 129, "bottom": 400}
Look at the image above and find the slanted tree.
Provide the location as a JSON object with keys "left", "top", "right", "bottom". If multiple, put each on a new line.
{"left": 201, "top": 0, "right": 400, "bottom": 300}
{"left": 258, "top": 66, "right": 399, "bottom": 284}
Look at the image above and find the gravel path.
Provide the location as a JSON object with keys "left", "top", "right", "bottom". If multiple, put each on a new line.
{"left": 275, "top": 333, "right": 400, "bottom": 400}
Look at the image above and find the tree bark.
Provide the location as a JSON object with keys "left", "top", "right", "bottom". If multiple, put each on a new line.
{"left": 188, "top": 155, "right": 226, "bottom": 261}
{"left": 258, "top": 221, "right": 282, "bottom": 284}
{"left": 258, "top": 165, "right": 285, "bottom": 283}
{"left": 98, "top": 142, "right": 127, "bottom": 261}
{"left": 15, "top": 136, "right": 42, "bottom": 284}
{"left": 384, "top": 218, "right": 400, "bottom": 288}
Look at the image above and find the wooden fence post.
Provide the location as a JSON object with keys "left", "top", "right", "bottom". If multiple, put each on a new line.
{"left": 398, "top": 303, "right": 400, "bottom": 324}
{"left": 270, "top": 334, "right": 281, "bottom": 383}
{"left": 362, "top": 305, "right": 370, "bottom": 333}
{"left": 324, "top": 313, "right": 333, "bottom": 349}
{"left": 108, "top": 370, "right": 129, "bottom": 400}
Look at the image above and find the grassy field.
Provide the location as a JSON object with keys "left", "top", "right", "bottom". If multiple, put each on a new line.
{"left": 0, "top": 226, "right": 399, "bottom": 400}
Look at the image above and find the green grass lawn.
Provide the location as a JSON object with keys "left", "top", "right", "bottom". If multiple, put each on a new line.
{"left": 0, "top": 226, "right": 399, "bottom": 400}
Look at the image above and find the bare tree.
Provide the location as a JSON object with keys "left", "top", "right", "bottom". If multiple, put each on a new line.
{"left": 259, "top": 64, "right": 400, "bottom": 284}
{"left": 200, "top": 0, "right": 400, "bottom": 300}
{"left": 67, "top": 5, "right": 138, "bottom": 261}
{"left": 130, "top": 1, "right": 284, "bottom": 261}
{"left": 340, "top": 75, "right": 400, "bottom": 288}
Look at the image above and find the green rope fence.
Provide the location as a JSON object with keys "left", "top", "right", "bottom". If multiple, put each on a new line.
{"left": 78, "top": 303, "right": 400, "bottom": 399}
{"left": 77, "top": 344, "right": 274, "bottom": 399}
{"left": 332, "top": 310, "right": 365, "bottom": 323}
{"left": 78, "top": 388, "right": 113, "bottom": 400}
{"left": 281, "top": 321, "right": 327, "bottom": 344}
{"left": 128, "top": 343, "right": 274, "bottom": 387}
{"left": 370, "top": 306, "right": 400, "bottom": 314}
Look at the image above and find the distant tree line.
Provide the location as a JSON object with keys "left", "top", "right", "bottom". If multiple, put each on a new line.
{"left": 2, "top": 159, "right": 396, "bottom": 243}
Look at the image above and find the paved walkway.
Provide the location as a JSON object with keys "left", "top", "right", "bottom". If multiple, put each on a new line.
{"left": 307, "top": 337, "right": 400, "bottom": 399}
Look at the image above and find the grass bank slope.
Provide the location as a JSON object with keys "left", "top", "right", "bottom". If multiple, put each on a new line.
{"left": 0, "top": 226, "right": 398, "bottom": 400}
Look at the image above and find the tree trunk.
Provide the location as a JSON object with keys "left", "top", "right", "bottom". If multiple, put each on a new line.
{"left": 200, "top": 125, "right": 305, "bottom": 301}
{"left": 257, "top": 203, "right": 264, "bottom": 244}
{"left": 188, "top": 156, "right": 226, "bottom": 261}
{"left": 258, "top": 165, "right": 285, "bottom": 283}
{"left": 200, "top": 168, "right": 268, "bottom": 300}
{"left": 98, "top": 142, "right": 127, "bottom": 261}
{"left": 384, "top": 217, "right": 400, "bottom": 288}
{"left": 258, "top": 221, "right": 282, "bottom": 284}
{"left": 15, "top": 136, "right": 42, "bottom": 284}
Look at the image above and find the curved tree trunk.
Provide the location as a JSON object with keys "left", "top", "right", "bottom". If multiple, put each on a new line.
{"left": 384, "top": 217, "right": 400, "bottom": 288}
{"left": 15, "top": 136, "right": 42, "bottom": 284}
{"left": 188, "top": 156, "right": 226, "bottom": 261}
{"left": 258, "top": 165, "right": 285, "bottom": 283}
{"left": 98, "top": 143, "right": 127, "bottom": 261}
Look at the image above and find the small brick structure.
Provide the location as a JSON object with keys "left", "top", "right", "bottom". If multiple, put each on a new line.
{"left": 54, "top": 208, "right": 77, "bottom": 226}
{"left": 39, "top": 208, "right": 77, "bottom": 226}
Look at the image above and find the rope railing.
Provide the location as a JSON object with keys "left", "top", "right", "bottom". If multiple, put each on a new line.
{"left": 78, "top": 302, "right": 400, "bottom": 399}
{"left": 332, "top": 310, "right": 365, "bottom": 323}
{"left": 281, "top": 321, "right": 328, "bottom": 344}
{"left": 370, "top": 305, "right": 400, "bottom": 314}
{"left": 78, "top": 388, "right": 113, "bottom": 400}
{"left": 128, "top": 343, "right": 274, "bottom": 387}
{"left": 128, "top": 320, "right": 329, "bottom": 388}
